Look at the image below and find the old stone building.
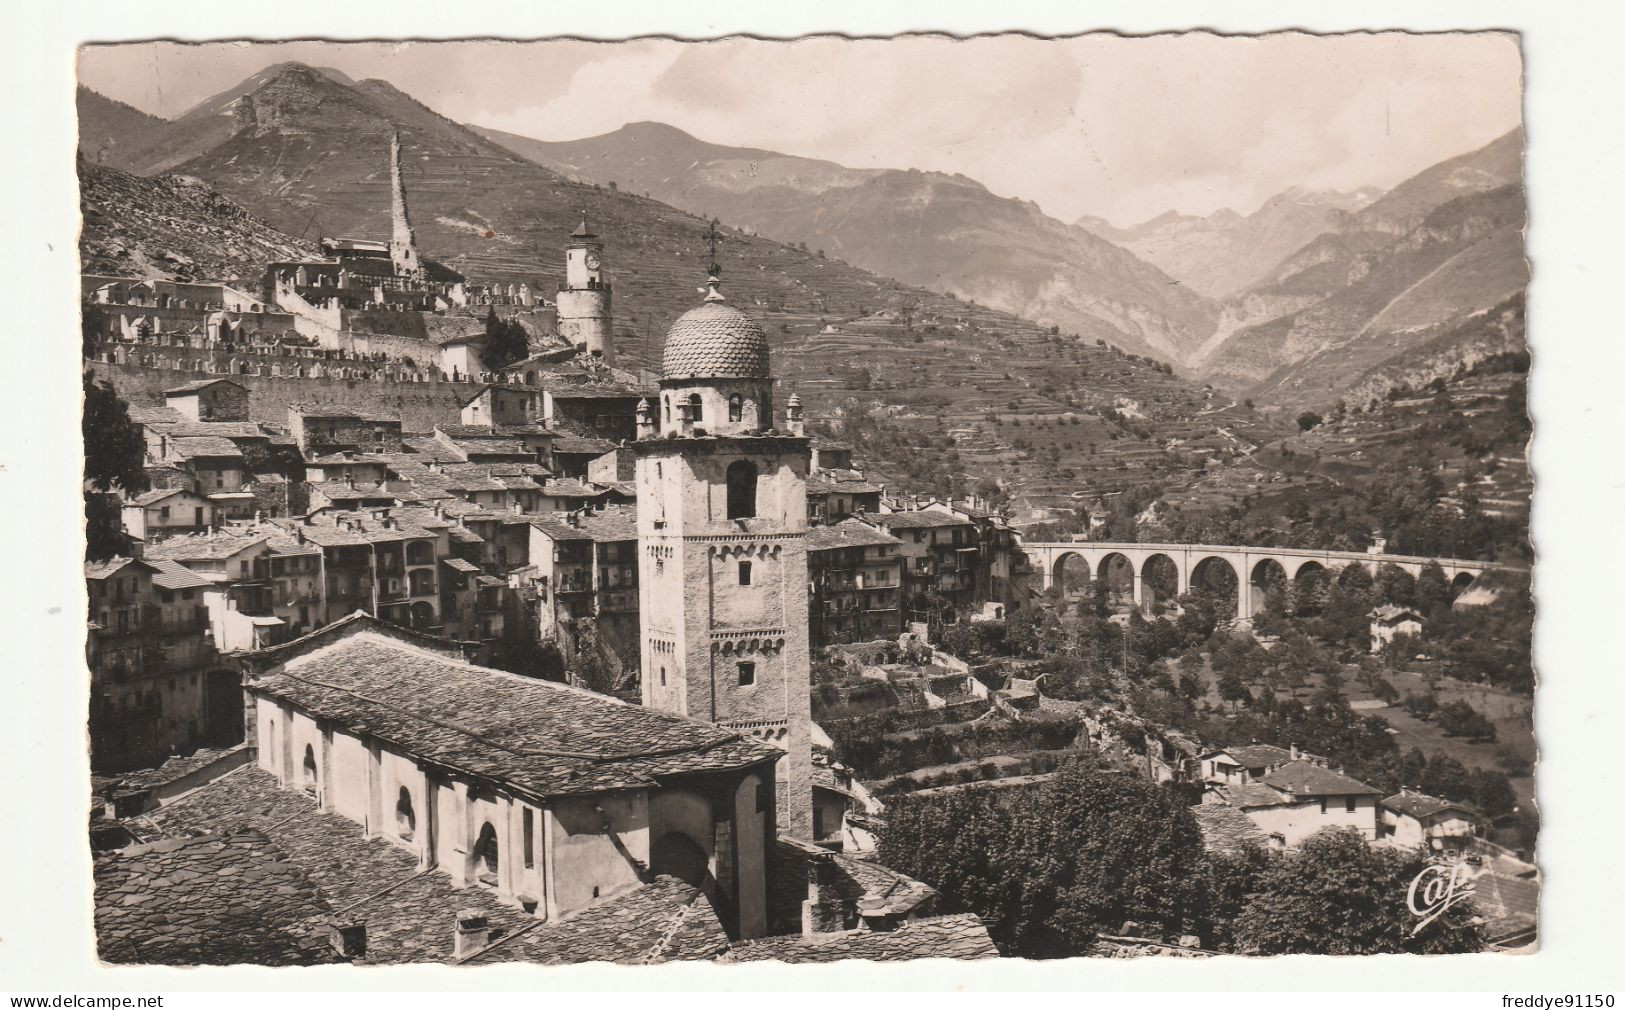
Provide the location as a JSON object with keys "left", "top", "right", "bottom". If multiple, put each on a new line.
{"left": 634, "top": 266, "right": 815, "bottom": 839}
{"left": 806, "top": 519, "right": 906, "bottom": 647}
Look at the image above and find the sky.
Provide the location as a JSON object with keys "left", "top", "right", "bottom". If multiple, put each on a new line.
{"left": 77, "top": 33, "right": 1523, "bottom": 227}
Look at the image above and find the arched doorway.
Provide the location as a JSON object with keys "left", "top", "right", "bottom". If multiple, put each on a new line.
{"left": 301, "top": 744, "right": 318, "bottom": 794}
{"left": 1450, "top": 571, "right": 1477, "bottom": 596}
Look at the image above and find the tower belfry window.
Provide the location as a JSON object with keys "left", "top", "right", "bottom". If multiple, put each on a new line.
{"left": 729, "top": 394, "right": 744, "bottom": 423}
{"left": 688, "top": 393, "right": 704, "bottom": 424}
{"left": 726, "top": 460, "right": 758, "bottom": 519}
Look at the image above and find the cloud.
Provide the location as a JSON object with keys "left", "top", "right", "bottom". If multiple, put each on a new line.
{"left": 80, "top": 33, "right": 1522, "bottom": 228}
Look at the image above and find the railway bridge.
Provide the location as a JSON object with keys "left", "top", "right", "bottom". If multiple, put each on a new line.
{"left": 1017, "top": 541, "right": 1511, "bottom": 621}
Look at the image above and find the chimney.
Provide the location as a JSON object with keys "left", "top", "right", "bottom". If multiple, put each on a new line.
{"left": 345, "top": 475, "right": 354, "bottom": 489}
{"left": 801, "top": 850, "right": 847, "bottom": 941}
{"left": 856, "top": 895, "right": 898, "bottom": 932}
{"left": 1290, "top": 743, "right": 1300, "bottom": 761}
{"left": 328, "top": 920, "right": 367, "bottom": 960}
{"left": 453, "top": 909, "right": 489, "bottom": 958}
{"left": 635, "top": 397, "right": 656, "bottom": 439}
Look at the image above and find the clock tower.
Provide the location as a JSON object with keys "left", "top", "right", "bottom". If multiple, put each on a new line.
{"left": 634, "top": 262, "right": 814, "bottom": 839}
{"left": 556, "top": 218, "right": 615, "bottom": 364}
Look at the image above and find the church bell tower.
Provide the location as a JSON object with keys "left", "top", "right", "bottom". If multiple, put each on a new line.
{"left": 634, "top": 251, "right": 813, "bottom": 839}
{"left": 388, "top": 132, "right": 422, "bottom": 281}
{"left": 556, "top": 218, "right": 615, "bottom": 364}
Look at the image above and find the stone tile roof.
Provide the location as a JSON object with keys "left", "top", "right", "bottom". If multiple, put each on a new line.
{"left": 1214, "top": 743, "right": 1295, "bottom": 768}
{"left": 254, "top": 633, "right": 781, "bottom": 797}
{"left": 464, "top": 876, "right": 730, "bottom": 965}
{"left": 540, "top": 478, "right": 608, "bottom": 498}
{"left": 85, "top": 557, "right": 146, "bottom": 581}
{"left": 1371, "top": 603, "right": 1424, "bottom": 622}
{"left": 440, "top": 556, "right": 481, "bottom": 574}
{"left": 1382, "top": 790, "right": 1480, "bottom": 820}
{"left": 94, "top": 829, "right": 341, "bottom": 966}
{"left": 168, "top": 436, "right": 245, "bottom": 460}
{"left": 1472, "top": 870, "right": 1540, "bottom": 941}
{"left": 765, "top": 838, "right": 936, "bottom": 936}
{"left": 661, "top": 301, "right": 772, "bottom": 381}
{"left": 1192, "top": 803, "right": 1269, "bottom": 857}
{"left": 1259, "top": 760, "right": 1382, "bottom": 798}
{"left": 806, "top": 475, "right": 885, "bottom": 496}
{"left": 721, "top": 913, "right": 997, "bottom": 963}
{"left": 862, "top": 510, "right": 970, "bottom": 530}
{"left": 137, "top": 766, "right": 530, "bottom": 965}
{"left": 147, "top": 531, "right": 269, "bottom": 561}
{"left": 148, "top": 559, "right": 214, "bottom": 591}
{"left": 1221, "top": 782, "right": 1293, "bottom": 809}
{"left": 551, "top": 435, "right": 619, "bottom": 455}
{"left": 575, "top": 504, "right": 638, "bottom": 542}
{"left": 127, "top": 487, "right": 195, "bottom": 507}
{"left": 807, "top": 520, "right": 903, "bottom": 552}
{"left": 291, "top": 403, "right": 398, "bottom": 422}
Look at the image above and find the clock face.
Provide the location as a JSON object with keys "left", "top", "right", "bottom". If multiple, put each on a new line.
{"left": 584, "top": 251, "right": 601, "bottom": 270}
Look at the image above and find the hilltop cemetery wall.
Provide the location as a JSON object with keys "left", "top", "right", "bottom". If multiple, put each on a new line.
{"left": 88, "top": 360, "right": 476, "bottom": 433}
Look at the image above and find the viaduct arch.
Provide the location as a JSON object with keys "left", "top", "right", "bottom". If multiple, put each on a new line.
{"left": 1022, "top": 542, "right": 1506, "bottom": 622}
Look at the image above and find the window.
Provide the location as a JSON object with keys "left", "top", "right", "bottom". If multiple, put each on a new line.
{"left": 688, "top": 392, "right": 703, "bottom": 424}
{"left": 737, "top": 661, "right": 756, "bottom": 687}
{"left": 738, "top": 560, "right": 753, "bottom": 586}
{"left": 1345, "top": 797, "right": 1357, "bottom": 813}
{"left": 728, "top": 394, "right": 743, "bottom": 423}
{"left": 725, "top": 460, "right": 758, "bottom": 519}
{"left": 663, "top": 398, "right": 670, "bottom": 424}
{"left": 395, "top": 787, "right": 416, "bottom": 840}
{"left": 159, "top": 506, "right": 170, "bottom": 520}
{"left": 474, "top": 822, "right": 499, "bottom": 877}
{"left": 523, "top": 808, "right": 535, "bottom": 869}
{"left": 659, "top": 666, "right": 667, "bottom": 687}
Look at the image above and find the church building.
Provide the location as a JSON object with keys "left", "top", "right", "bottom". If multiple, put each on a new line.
{"left": 633, "top": 261, "right": 815, "bottom": 839}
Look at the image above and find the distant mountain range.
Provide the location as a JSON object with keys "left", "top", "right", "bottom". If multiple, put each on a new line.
{"left": 77, "top": 64, "right": 1525, "bottom": 414}
{"left": 1074, "top": 186, "right": 1384, "bottom": 300}
{"left": 476, "top": 121, "right": 1219, "bottom": 365}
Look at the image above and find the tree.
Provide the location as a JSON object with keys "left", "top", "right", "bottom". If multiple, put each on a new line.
{"left": 83, "top": 373, "right": 148, "bottom": 561}
{"left": 1217, "top": 668, "right": 1249, "bottom": 712}
{"left": 1297, "top": 411, "right": 1324, "bottom": 432}
{"left": 1414, "top": 561, "right": 1451, "bottom": 617}
{"left": 1233, "top": 829, "right": 1483, "bottom": 954}
{"left": 566, "top": 618, "right": 623, "bottom": 695}
{"left": 878, "top": 758, "right": 1210, "bottom": 957}
{"left": 481, "top": 307, "right": 531, "bottom": 372}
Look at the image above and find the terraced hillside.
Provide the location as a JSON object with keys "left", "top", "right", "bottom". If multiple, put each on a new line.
{"left": 78, "top": 65, "right": 1275, "bottom": 502}
{"left": 1192, "top": 129, "right": 1526, "bottom": 408}
{"left": 478, "top": 121, "right": 1219, "bottom": 365}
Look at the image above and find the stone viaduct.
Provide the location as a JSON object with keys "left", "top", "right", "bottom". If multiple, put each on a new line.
{"left": 1018, "top": 541, "right": 1509, "bottom": 622}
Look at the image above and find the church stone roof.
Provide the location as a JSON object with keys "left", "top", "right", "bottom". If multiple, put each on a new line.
{"left": 251, "top": 631, "right": 781, "bottom": 798}
{"left": 660, "top": 302, "right": 771, "bottom": 381}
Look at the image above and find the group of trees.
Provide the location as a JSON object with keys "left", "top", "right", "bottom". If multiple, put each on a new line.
{"left": 878, "top": 758, "right": 1484, "bottom": 957}
{"left": 83, "top": 372, "right": 148, "bottom": 561}
{"left": 480, "top": 307, "right": 531, "bottom": 372}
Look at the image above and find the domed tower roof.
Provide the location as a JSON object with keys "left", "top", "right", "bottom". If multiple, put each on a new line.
{"left": 660, "top": 299, "right": 771, "bottom": 382}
